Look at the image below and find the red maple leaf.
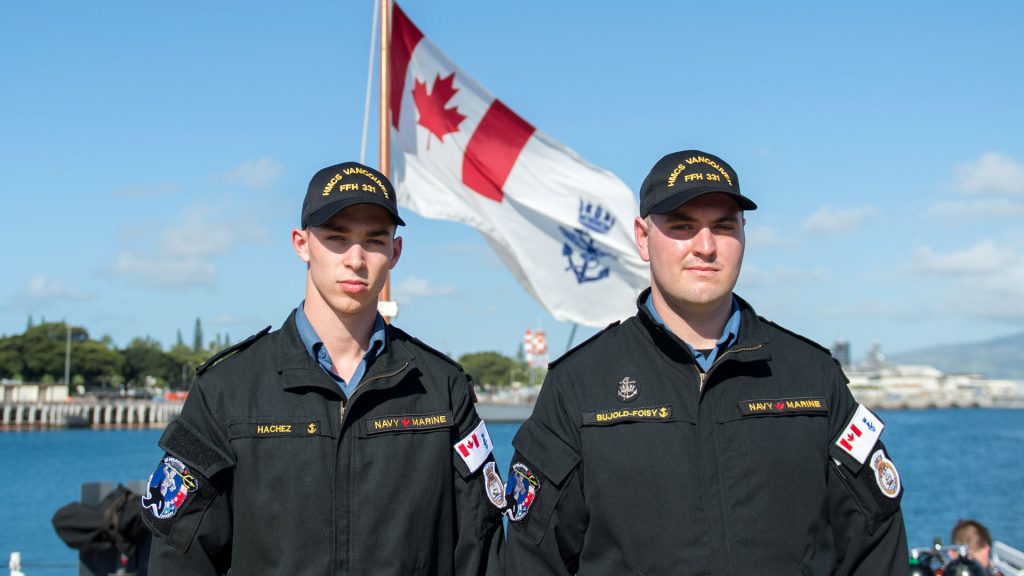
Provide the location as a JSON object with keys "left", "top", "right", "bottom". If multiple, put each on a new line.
{"left": 412, "top": 72, "right": 466, "bottom": 145}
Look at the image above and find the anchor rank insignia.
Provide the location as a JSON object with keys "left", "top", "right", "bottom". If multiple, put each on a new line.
{"left": 617, "top": 376, "right": 639, "bottom": 402}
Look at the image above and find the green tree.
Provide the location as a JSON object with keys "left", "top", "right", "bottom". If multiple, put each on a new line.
{"left": 121, "top": 337, "right": 179, "bottom": 389}
{"left": 75, "top": 340, "right": 125, "bottom": 388}
{"left": 0, "top": 335, "right": 23, "bottom": 380}
{"left": 458, "top": 351, "right": 517, "bottom": 388}
{"left": 169, "top": 340, "right": 211, "bottom": 390}
{"left": 18, "top": 322, "right": 86, "bottom": 382}
{"left": 193, "top": 318, "right": 203, "bottom": 353}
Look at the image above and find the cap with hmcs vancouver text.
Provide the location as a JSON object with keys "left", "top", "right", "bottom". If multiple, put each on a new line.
{"left": 301, "top": 161, "right": 405, "bottom": 228}
{"left": 638, "top": 150, "right": 757, "bottom": 217}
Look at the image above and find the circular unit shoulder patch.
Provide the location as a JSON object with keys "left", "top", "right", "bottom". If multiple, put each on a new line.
{"left": 505, "top": 461, "right": 539, "bottom": 522}
{"left": 870, "top": 449, "right": 900, "bottom": 499}
{"left": 483, "top": 461, "right": 507, "bottom": 509}
{"left": 142, "top": 456, "right": 198, "bottom": 519}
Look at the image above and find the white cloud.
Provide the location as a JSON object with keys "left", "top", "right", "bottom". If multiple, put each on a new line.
{"left": 926, "top": 199, "right": 1024, "bottom": 219}
{"left": 912, "top": 240, "right": 1024, "bottom": 320}
{"left": 802, "top": 205, "right": 877, "bottom": 237}
{"left": 913, "top": 240, "right": 1019, "bottom": 275}
{"left": 953, "top": 152, "right": 1024, "bottom": 196}
{"left": 745, "top": 226, "right": 784, "bottom": 249}
{"left": 393, "top": 276, "right": 456, "bottom": 304}
{"left": 19, "top": 274, "right": 88, "bottom": 302}
{"left": 736, "top": 265, "right": 825, "bottom": 289}
{"left": 950, "top": 265, "right": 1024, "bottom": 320}
{"left": 112, "top": 204, "right": 266, "bottom": 288}
{"left": 224, "top": 157, "right": 284, "bottom": 189}
{"left": 113, "top": 252, "right": 216, "bottom": 287}
{"left": 821, "top": 301, "right": 932, "bottom": 322}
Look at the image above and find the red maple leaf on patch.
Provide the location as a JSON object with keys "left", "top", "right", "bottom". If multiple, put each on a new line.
{"left": 412, "top": 72, "right": 466, "bottom": 146}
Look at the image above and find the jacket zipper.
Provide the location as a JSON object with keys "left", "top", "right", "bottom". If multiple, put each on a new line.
{"left": 338, "top": 362, "right": 410, "bottom": 428}
{"left": 336, "top": 360, "right": 410, "bottom": 574}
{"left": 694, "top": 344, "right": 764, "bottom": 392}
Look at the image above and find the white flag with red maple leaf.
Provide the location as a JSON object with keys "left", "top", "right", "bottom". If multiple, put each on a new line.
{"left": 388, "top": 4, "right": 647, "bottom": 327}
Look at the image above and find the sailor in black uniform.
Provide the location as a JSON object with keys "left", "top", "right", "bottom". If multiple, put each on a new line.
{"left": 504, "top": 150, "right": 909, "bottom": 575}
{"left": 140, "top": 162, "right": 504, "bottom": 575}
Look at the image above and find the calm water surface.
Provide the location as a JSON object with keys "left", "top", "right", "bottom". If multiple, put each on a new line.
{"left": 1, "top": 409, "right": 1021, "bottom": 573}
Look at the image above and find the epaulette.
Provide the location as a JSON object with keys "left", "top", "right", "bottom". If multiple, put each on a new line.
{"left": 760, "top": 317, "right": 833, "bottom": 356}
{"left": 390, "top": 325, "right": 462, "bottom": 370}
{"left": 196, "top": 326, "right": 271, "bottom": 375}
{"left": 548, "top": 320, "right": 621, "bottom": 370}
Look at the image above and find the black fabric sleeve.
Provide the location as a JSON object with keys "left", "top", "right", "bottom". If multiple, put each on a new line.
{"left": 450, "top": 371, "right": 505, "bottom": 576}
{"left": 826, "top": 360, "right": 910, "bottom": 575}
{"left": 505, "top": 372, "right": 587, "bottom": 576}
{"left": 142, "top": 381, "right": 234, "bottom": 574}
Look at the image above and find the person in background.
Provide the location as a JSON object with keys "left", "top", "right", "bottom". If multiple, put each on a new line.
{"left": 952, "top": 518, "right": 1002, "bottom": 575}
{"left": 503, "top": 149, "right": 909, "bottom": 575}
{"left": 139, "top": 161, "right": 504, "bottom": 575}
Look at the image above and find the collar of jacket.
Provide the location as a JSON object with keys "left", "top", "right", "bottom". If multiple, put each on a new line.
{"left": 275, "top": 310, "right": 413, "bottom": 397}
{"left": 634, "top": 287, "right": 772, "bottom": 366}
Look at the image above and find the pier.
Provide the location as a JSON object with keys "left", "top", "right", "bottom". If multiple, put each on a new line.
{"left": 0, "top": 400, "right": 182, "bottom": 429}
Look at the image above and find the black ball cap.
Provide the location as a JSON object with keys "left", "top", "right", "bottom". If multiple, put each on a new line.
{"left": 639, "top": 150, "right": 757, "bottom": 217}
{"left": 301, "top": 161, "right": 405, "bottom": 228}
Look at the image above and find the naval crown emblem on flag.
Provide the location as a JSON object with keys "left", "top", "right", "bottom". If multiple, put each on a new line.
{"left": 389, "top": 3, "right": 647, "bottom": 326}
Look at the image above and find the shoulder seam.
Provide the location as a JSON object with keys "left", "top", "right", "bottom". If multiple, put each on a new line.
{"left": 760, "top": 317, "right": 833, "bottom": 356}
{"left": 548, "top": 320, "right": 622, "bottom": 369}
{"left": 196, "top": 326, "right": 272, "bottom": 375}
{"left": 390, "top": 325, "right": 463, "bottom": 371}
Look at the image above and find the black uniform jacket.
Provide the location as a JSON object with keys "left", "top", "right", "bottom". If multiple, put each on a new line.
{"left": 506, "top": 291, "right": 908, "bottom": 575}
{"left": 141, "top": 311, "right": 504, "bottom": 575}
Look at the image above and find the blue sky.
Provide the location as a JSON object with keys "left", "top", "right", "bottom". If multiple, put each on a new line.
{"left": 2, "top": 1, "right": 1022, "bottom": 362}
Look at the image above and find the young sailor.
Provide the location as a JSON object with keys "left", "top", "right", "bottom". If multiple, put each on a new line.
{"left": 141, "top": 162, "right": 504, "bottom": 575}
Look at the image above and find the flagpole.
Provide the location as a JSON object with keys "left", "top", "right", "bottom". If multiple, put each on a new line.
{"left": 378, "top": 0, "right": 394, "bottom": 318}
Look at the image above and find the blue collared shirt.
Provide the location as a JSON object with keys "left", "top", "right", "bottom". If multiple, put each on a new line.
{"left": 645, "top": 294, "right": 741, "bottom": 372}
{"left": 295, "top": 302, "right": 387, "bottom": 399}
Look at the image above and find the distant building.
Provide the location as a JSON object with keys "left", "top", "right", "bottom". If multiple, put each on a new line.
{"left": 831, "top": 340, "right": 851, "bottom": 367}
{"left": 1, "top": 382, "right": 69, "bottom": 403}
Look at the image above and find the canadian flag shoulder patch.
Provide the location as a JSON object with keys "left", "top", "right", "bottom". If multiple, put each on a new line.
{"left": 454, "top": 420, "right": 493, "bottom": 474}
{"left": 834, "top": 404, "right": 884, "bottom": 465}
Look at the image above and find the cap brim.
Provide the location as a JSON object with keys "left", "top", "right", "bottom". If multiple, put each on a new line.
{"left": 646, "top": 190, "right": 757, "bottom": 216}
{"left": 304, "top": 198, "right": 405, "bottom": 228}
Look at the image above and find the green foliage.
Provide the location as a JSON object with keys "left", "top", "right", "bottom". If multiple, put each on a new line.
{"left": 122, "top": 337, "right": 179, "bottom": 388}
{"left": 2, "top": 322, "right": 85, "bottom": 382}
{"left": 193, "top": 318, "right": 203, "bottom": 353}
{"left": 458, "top": 351, "right": 526, "bottom": 388}
{"left": 74, "top": 340, "right": 125, "bottom": 387}
{"left": 0, "top": 317, "right": 556, "bottom": 394}
{"left": 0, "top": 321, "right": 218, "bottom": 390}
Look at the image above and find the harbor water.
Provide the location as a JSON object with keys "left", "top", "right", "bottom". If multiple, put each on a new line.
{"left": 2, "top": 408, "right": 1022, "bottom": 573}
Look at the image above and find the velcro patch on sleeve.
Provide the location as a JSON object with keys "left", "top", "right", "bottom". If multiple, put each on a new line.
{"left": 142, "top": 456, "right": 199, "bottom": 520}
{"left": 453, "top": 419, "right": 493, "bottom": 474}
{"left": 505, "top": 460, "right": 539, "bottom": 522}
{"left": 834, "top": 403, "right": 884, "bottom": 465}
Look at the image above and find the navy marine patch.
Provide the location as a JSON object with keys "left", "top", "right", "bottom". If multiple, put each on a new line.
{"left": 364, "top": 411, "right": 453, "bottom": 435}
{"left": 739, "top": 397, "right": 828, "bottom": 416}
